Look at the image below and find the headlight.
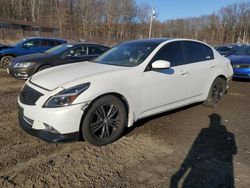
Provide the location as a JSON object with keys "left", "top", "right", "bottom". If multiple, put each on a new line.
{"left": 43, "top": 83, "right": 90, "bottom": 108}
{"left": 232, "top": 64, "right": 240, "bottom": 68}
{"left": 14, "top": 62, "right": 36, "bottom": 68}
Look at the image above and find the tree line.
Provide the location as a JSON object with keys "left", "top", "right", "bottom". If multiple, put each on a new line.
{"left": 0, "top": 0, "right": 249, "bottom": 45}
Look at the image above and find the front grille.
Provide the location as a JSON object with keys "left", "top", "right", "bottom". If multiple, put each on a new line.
{"left": 234, "top": 73, "right": 249, "bottom": 77}
{"left": 233, "top": 64, "right": 250, "bottom": 68}
{"left": 20, "top": 85, "right": 43, "bottom": 105}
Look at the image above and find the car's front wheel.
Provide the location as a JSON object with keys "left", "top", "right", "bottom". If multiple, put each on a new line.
{"left": 204, "top": 77, "right": 227, "bottom": 107}
{"left": 81, "top": 95, "right": 127, "bottom": 146}
{"left": 0, "top": 55, "right": 14, "bottom": 68}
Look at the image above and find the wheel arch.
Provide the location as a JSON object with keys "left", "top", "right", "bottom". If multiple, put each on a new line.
{"left": 36, "top": 64, "right": 51, "bottom": 72}
{"left": 79, "top": 92, "right": 134, "bottom": 140}
{"left": 204, "top": 74, "right": 228, "bottom": 100}
{"left": 1, "top": 54, "right": 16, "bottom": 58}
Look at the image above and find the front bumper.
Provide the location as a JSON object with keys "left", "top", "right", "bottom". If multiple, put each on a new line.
{"left": 18, "top": 112, "right": 79, "bottom": 142}
{"left": 17, "top": 81, "right": 85, "bottom": 142}
{"left": 7, "top": 66, "right": 36, "bottom": 79}
{"left": 233, "top": 67, "right": 250, "bottom": 79}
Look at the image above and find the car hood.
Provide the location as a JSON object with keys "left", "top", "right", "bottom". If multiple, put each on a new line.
{"left": 0, "top": 44, "right": 13, "bottom": 51}
{"left": 30, "top": 62, "right": 128, "bottom": 90}
{"left": 228, "top": 55, "right": 250, "bottom": 64}
{"left": 13, "top": 53, "right": 55, "bottom": 63}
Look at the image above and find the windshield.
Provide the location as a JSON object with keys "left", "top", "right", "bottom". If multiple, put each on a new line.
{"left": 14, "top": 39, "right": 27, "bottom": 46}
{"left": 234, "top": 46, "right": 250, "bottom": 56}
{"left": 93, "top": 42, "right": 158, "bottom": 67}
{"left": 45, "top": 44, "right": 73, "bottom": 55}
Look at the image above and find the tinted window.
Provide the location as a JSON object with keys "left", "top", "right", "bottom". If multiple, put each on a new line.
{"left": 183, "top": 41, "right": 214, "bottom": 63}
{"left": 42, "top": 40, "right": 62, "bottom": 47}
{"left": 64, "top": 46, "right": 88, "bottom": 57}
{"left": 41, "top": 40, "right": 51, "bottom": 47}
{"left": 88, "top": 46, "right": 107, "bottom": 55}
{"left": 152, "top": 41, "right": 184, "bottom": 67}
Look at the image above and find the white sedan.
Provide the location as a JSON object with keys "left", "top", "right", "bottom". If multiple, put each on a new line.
{"left": 18, "top": 38, "right": 233, "bottom": 146}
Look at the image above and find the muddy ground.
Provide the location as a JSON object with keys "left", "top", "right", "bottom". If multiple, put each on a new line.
{"left": 0, "top": 68, "right": 249, "bottom": 188}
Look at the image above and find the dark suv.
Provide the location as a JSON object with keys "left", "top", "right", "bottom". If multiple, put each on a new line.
{"left": 0, "top": 37, "right": 67, "bottom": 68}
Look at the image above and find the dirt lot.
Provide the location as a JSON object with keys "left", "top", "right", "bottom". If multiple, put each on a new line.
{"left": 0, "top": 68, "right": 249, "bottom": 188}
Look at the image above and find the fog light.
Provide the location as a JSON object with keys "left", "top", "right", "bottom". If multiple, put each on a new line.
{"left": 44, "top": 123, "right": 59, "bottom": 134}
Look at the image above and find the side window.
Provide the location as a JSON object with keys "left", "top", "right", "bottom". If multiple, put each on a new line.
{"left": 183, "top": 41, "right": 214, "bottom": 63}
{"left": 88, "top": 46, "right": 106, "bottom": 55}
{"left": 152, "top": 42, "right": 184, "bottom": 67}
{"left": 203, "top": 45, "right": 214, "bottom": 60}
{"left": 41, "top": 40, "right": 51, "bottom": 47}
{"left": 23, "top": 39, "right": 40, "bottom": 48}
{"left": 41, "top": 40, "right": 61, "bottom": 47}
{"left": 54, "top": 41, "right": 63, "bottom": 46}
{"left": 64, "top": 46, "right": 88, "bottom": 57}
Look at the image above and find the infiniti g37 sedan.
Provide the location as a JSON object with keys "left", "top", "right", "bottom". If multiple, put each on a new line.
{"left": 18, "top": 38, "right": 233, "bottom": 146}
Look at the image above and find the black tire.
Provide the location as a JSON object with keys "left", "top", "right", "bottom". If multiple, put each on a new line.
{"left": 204, "top": 77, "right": 227, "bottom": 108}
{"left": 81, "top": 95, "right": 127, "bottom": 146}
{"left": 0, "top": 55, "right": 14, "bottom": 68}
{"left": 37, "top": 65, "right": 51, "bottom": 72}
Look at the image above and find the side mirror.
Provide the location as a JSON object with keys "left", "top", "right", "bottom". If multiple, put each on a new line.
{"left": 152, "top": 60, "right": 170, "bottom": 69}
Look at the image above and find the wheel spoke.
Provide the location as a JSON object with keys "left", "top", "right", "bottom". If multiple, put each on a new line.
{"left": 90, "top": 121, "right": 104, "bottom": 133}
{"left": 108, "top": 119, "right": 121, "bottom": 129}
{"left": 97, "top": 106, "right": 106, "bottom": 118}
{"left": 95, "top": 109, "right": 104, "bottom": 120}
{"left": 103, "top": 126, "right": 110, "bottom": 138}
{"left": 107, "top": 105, "right": 118, "bottom": 119}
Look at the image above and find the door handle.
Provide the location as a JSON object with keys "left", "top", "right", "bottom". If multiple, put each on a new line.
{"left": 180, "top": 70, "right": 188, "bottom": 75}
{"left": 209, "top": 64, "right": 216, "bottom": 68}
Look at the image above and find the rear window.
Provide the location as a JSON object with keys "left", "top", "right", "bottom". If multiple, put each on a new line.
{"left": 183, "top": 41, "right": 214, "bottom": 63}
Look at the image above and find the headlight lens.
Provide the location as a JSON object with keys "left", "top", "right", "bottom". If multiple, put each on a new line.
{"left": 43, "top": 83, "right": 90, "bottom": 108}
{"left": 14, "top": 62, "right": 36, "bottom": 68}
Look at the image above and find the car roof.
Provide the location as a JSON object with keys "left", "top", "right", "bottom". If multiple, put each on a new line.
{"left": 123, "top": 38, "right": 171, "bottom": 45}
{"left": 62, "top": 42, "right": 110, "bottom": 48}
{"left": 24, "top": 37, "right": 67, "bottom": 42}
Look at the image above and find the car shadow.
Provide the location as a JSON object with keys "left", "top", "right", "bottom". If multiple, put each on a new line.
{"left": 170, "top": 113, "right": 237, "bottom": 188}
{"left": 233, "top": 78, "right": 250, "bottom": 82}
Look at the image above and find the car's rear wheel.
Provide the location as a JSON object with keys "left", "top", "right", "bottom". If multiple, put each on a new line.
{"left": 0, "top": 55, "right": 14, "bottom": 68}
{"left": 81, "top": 95, "right": 127, "bottom": 146}
{"left": 204, "top": 77, "right": 227, "bottom": 107}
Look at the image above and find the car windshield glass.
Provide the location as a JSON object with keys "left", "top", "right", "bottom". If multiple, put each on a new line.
{"left": 93, "top": 42, "right": 158, "bottom": 67}
{"left": 234, "top": 46, "right": 250, "bottom": 56}
{"left": 45, "top": 44, "right": 73, "bottom": 55}
{"left": 15, "top": 39, "right": 27, "bottom": 46}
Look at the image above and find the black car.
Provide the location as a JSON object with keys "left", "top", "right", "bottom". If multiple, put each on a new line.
{"left": 7, "top": 43, "right": 110, "bottom": 79}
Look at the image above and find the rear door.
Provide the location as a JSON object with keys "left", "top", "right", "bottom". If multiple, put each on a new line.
{"left": 182, "top": 41, "right": 216, "bottom": 98}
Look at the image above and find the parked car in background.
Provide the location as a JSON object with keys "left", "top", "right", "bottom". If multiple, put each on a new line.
{"left": 214, "top": 44, "right": 244, "bottom": 57}
{"left": 0, "top": 37, "right": 67, "bottom": 68}
{"left": 17, "top": 38, "right": 233, "bottom": 146}
{"left": 7, "top": 43, "right": 110, "bottom": 79}
{"left": 227, "top": 45, "right": 250, "bottom": 79}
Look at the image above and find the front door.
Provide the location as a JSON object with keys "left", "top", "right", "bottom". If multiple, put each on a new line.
{"left": 140, "top": 41, "right": 190, "bottom": 118}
